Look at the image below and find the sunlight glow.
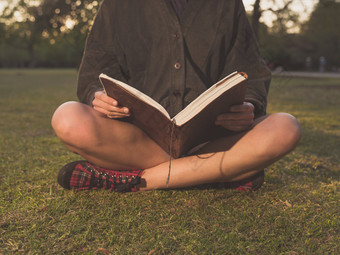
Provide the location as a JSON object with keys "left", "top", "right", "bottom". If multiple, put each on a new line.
{"left": 65, "top": 18, "right": 76, "bottom": 29}
{"left": 243, "top": 0, "right": 318, "bottom": 27}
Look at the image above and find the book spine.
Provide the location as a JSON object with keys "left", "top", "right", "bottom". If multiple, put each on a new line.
{"left": 166, "top": 119, "right": 177, "bottom": 186}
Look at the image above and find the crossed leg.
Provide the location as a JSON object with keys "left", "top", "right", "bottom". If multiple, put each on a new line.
{"left": 52, "top": 101, "right": 301, "bottom": 191}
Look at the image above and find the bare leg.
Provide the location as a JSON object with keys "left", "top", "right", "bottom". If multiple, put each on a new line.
{"left": 141, "top": 113, "right": 301, "bottom": 190}
{"left": 52, "top": 102, "right": 301, "bottom": 191}
{"left": 52, "top": 101, "right": 169, "bottom": 170}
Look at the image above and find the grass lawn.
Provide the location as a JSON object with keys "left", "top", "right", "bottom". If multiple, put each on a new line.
{"left": 0, "top": 69, "right": 339, "bottom": 254}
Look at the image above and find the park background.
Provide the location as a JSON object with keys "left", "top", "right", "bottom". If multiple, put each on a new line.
{"left": 0, "top": 0, "right": 339, "bottom": 254}
{"left": 0, "top": 0, "right": 340, "bottom": 72}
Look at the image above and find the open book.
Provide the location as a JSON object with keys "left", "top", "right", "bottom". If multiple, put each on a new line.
{"left": 99, "top": 71, "right": 248, "bottom": 158}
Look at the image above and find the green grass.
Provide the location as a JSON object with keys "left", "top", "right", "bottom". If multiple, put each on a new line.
{"left": 0, "top": 69, "right": 339, "bottom": 254}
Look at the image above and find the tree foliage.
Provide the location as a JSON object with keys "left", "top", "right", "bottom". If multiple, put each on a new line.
{"left": 250, "top": 0, "right": 300, "bottom": 39}
{"left": 0, "top": 0, "right": 339, "bottom": 71}
{"left": 0, "top": 0, "right": 101, "bottom": 67}
{"left": 251, "top": 0, "right": 340, "bottom": 71}
{"left": 301, "top": 0, "right": 340, "bottom": 70}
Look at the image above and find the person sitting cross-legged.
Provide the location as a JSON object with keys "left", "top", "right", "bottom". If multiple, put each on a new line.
{"left": 51, "top": 0, "right": 301, "bottom": 193}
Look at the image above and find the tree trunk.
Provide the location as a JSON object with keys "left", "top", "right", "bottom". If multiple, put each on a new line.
{"left": 28, "top": 40, "right": 36, "bottom": 68}
{"left": 251, "top": 0, "right": 261, "bottom": 40}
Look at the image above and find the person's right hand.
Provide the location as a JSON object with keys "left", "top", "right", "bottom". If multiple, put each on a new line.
{"left": 92, "top": 90, "right": 130, "bottom": 118}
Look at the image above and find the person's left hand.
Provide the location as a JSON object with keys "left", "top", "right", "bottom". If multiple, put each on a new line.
{"left": 215, "top": 102, "right": 255, "bottom": 132}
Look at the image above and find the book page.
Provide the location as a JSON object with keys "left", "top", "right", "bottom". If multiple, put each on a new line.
{"left": 100, "top": 74, "right": 170, "bottom": 119}
{"left": 174, "top": 72, "right": 246, "bottom": 126}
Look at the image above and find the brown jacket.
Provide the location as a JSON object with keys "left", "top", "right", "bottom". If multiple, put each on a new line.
{"left": 77, "top": 0, "right": 271, "bottom": 117}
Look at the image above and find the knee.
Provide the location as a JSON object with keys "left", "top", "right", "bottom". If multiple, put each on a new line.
{"left": 51, "top": 102, "right": 144, "bottom": 149}
{"left": 277, "top": 113, "right": 301, "bottom": 145}
{"left": 266, "top": 113, "right": 301, "bottom": 156}
{"left": 51, "top": 101, "right": 88, "bottom": 143}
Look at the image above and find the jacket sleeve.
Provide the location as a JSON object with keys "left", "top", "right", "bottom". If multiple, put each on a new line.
{"left": 77, "top": 0, "right": 127, "bottom": 105}
{"left": 223, "top": 0, "right": 271, "bottom": 118}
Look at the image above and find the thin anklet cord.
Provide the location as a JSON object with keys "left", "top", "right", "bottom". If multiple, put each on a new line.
{"left": 166, "top": 119, "right": 176, "bottom": 187}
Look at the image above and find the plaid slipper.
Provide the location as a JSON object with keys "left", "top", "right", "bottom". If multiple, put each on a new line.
{"left": 57, "top": 161, "right": 143, "bottom": 192}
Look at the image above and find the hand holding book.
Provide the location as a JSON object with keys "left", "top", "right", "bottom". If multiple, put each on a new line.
{"left": 215, "top": 102, "right": 255, "bottom": 132}
{"left": 92, "top": 90, "right": 131, "bottom": 119}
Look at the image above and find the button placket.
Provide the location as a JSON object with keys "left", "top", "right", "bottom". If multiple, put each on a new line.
{"left": 169, "top": 28, "right": 185, "bottom": 114}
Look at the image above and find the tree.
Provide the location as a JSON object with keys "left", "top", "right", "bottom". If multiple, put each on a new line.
{"left": 249, "top": 0, "right": 303, "bottom": 39}
{"left": 247, "top": 0, "right": 319, "bottom": 70}
{"left": 0, "top": 0, "right": 101, "bottom": 67}
{"left": 301, "top": 0, "right": 340, "bottom": 71}
{"left": 1, "top": 0, "right": 56, "bottom": 67}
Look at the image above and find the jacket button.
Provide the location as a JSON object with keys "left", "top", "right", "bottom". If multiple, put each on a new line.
{"left": 174, "top": 62, "right": 181, "bottom": 69}
{"left": 172, "top": 33, "right": 179, "bottom": 39}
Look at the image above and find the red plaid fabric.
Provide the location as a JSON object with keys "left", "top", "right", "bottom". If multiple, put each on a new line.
{"left": 234, "top": 182, "right": 255, "bottom": 192}
{"left": 68, "top": 161, "right": 143, "bottom": 192}
{"left": 230, "top": 170, "right": 265, "bottom": 192}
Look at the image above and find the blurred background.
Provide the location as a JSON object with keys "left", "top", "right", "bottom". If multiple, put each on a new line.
{"left": 0, "top": 0, "right": 339, "bottom": 72}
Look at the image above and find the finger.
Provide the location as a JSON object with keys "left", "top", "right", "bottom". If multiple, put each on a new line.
{"left": 108, "top": 106, "right": 130, "bottom": 116}
{"left": 94, "top": 90, "right": 118, "bottom": 106}
{"left": 215, "top": 122, "right": 254, "bottom": 132}
{"left": 93, "top": 105, "right": 110, "bottom": 116}
{"left": 107, "top": 112, "right": 131, "bottom": 119}
{"left": 216, "top": 112, "right": 254, "bottom": 121}
{"left": 93, "top": 106, "right": 130, "bottom": 118}
{"left": 227, "top": 125, "right": 252, "bottom": 132}
{"left": 229, "top": 102, "right": 254, "bottom": 113}
{"left": 93, "top": 97, "right": 130, "bottom": 114}
{"left": 215, "top": 119, "right": 254, "bottom": 127}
